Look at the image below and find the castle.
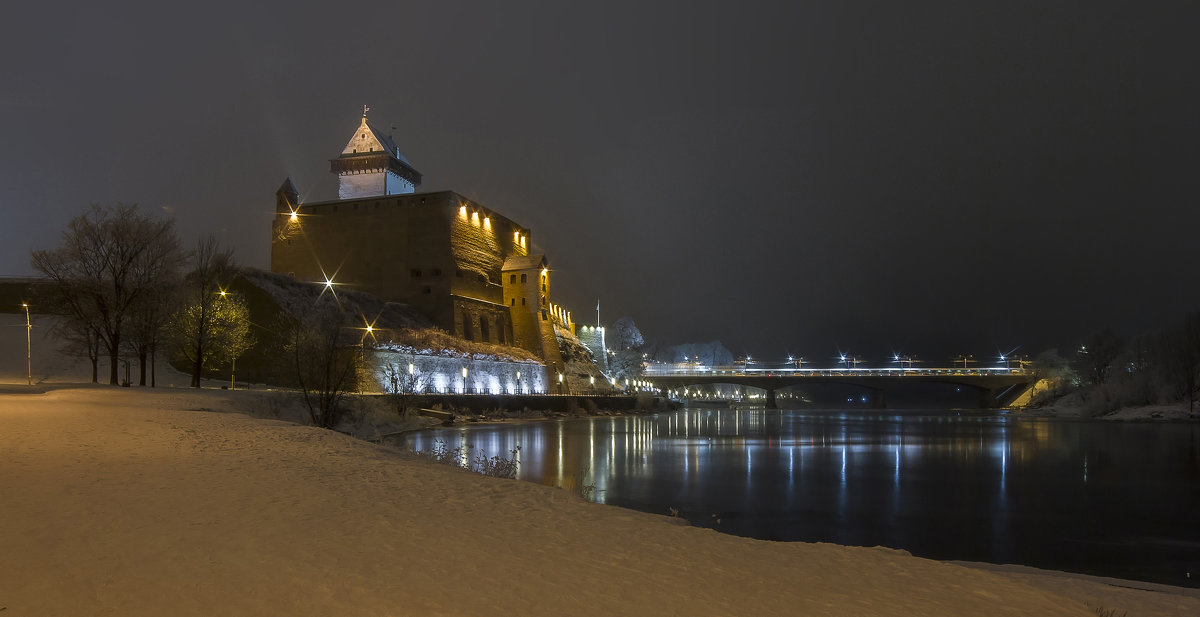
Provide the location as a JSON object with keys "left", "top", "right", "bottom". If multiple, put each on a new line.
{"left": 270, "top": 110, "right": 587, "bottom": 375}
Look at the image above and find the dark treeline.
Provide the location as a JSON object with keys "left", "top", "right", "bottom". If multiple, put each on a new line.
{"left": 1032, "top": 311, "right": 1200, "bottom": 416}
{"left": 31, "top": 204, "right": 252, "bottom": 388}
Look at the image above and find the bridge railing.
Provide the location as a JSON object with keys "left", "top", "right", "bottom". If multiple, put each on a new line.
{"left": 642, "top": 365, "right": 1029, "bottom": 377}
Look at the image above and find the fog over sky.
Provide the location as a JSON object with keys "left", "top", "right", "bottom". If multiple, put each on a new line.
{"left": 2, "top": 1, "right": 1197, "bottom": 364}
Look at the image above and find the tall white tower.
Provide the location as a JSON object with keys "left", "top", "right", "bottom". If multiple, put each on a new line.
{"left": 330, "top": 108, "right": 422, "bottom": 199}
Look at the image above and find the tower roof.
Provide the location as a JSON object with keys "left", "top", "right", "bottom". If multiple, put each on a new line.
{"left": 503, "top": 254, "right": 546, "bottom": 272}
{"left": 330, "top": 112, "right": 422, "bottom": 187}
{"left": 338, "top": 115, "right": 413, "bottom": 165}
{"left": 276, "top": 177, "right": 298, "bottom": 197}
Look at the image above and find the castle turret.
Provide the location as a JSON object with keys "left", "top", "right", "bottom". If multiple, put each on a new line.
{"left": 275, "top": 177, "right": 299, "bottom": 214}
{"left": 330, "top": 108, "right": 422, "bottom": 199}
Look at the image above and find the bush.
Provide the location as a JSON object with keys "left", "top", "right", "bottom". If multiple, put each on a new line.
{"left": 413, "top": 439, "right": 521, "bottom": 479}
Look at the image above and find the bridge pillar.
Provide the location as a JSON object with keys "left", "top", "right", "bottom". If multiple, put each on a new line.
{"left": 765, "top": 389, "right": 778, "bottom": 409}
{"left": 978, "top": 387, "right": 999, "bottom": 409}
{"left": 871, "top": 389, "right": 887, "bottom": 409}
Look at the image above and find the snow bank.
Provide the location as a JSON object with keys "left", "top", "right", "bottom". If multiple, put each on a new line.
{"left": 4, "top": 387, "right": 1196, "bottom": 616}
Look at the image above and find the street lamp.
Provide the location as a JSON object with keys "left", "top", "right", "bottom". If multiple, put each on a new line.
{"left": 21, "top": 302, "right": 31, "bottom": 386}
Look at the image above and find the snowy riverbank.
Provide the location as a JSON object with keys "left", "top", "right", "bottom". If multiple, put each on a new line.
{"left": 1017, "top": 400, "right": 1197, "bottom": 421}
{"left": 3, "top": 386, "right": 1199, "bottom": 616}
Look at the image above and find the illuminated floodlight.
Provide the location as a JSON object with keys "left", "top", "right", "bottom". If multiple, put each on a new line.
{"left": 289, "top": 210, "right": 298, "bottom": 221}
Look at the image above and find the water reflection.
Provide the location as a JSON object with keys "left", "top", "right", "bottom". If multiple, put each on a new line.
{"left": 397, "top": 407, "right": 1200, "bottom": 586}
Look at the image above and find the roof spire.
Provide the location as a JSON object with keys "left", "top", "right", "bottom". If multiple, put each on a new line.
{"left": 362, "top": 104, "right": 370, "bottom": 118}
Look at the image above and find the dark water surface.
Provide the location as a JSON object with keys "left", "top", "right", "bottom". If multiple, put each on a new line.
{"left": 397, "top": 407, "right": 1200, "bottom": 587}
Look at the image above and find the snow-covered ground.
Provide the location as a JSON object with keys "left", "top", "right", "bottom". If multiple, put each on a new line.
{"left": 3, "top": 314, "right": 1200, "bottom": 615}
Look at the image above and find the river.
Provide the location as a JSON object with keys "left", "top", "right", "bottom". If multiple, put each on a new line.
{"left": 395, "top": 406, "right": 1200, "bottom": 587}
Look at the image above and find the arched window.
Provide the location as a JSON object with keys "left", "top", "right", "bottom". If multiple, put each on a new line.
{"left": 479, "top": 317, "right": 490, "bottom": 342}
{"left": 462, "top": 312, "right": 474, "bottom": 341}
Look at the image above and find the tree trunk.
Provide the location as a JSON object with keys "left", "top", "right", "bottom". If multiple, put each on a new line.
{"left": 91, "top": 357, "right": 98, "bottom": 383}
{"left": 109, "top": 348, "right": 119, "bottom": 385}
{"left": 138, "top": 350, "right": 148, "bottom": 386}
{"left": 151, "top": 348, "right": 157, "bottom": 388}
{"left": 191, "top": 345, "right": 202, "bottom": 388}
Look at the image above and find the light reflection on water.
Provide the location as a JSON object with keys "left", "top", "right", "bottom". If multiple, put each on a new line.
{"left": 396, "top": 407, "right": 1200, "bottom": 587}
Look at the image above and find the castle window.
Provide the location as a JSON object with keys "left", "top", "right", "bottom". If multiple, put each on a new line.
{"left": 509, "top": 274, "right": 516, "bottom": 284}
{"left": 521, "top": 298, "right": 526, "bottom": 306}
{"left": 520, "top": 274, "right": 527, "bottom": 283}
{"left": 511, "top": 299, "right": 515, "bottom": 306}
{"left": 541, "top": 310, "right": 548, "bottom": 321}
{"left": 361, "top": 134, "right": 365, "bottom": 138}
{"left": 432, "top": 268, "right": 442, "bottom": 276}
{"left": 411, "top": 269, "right": 421, "bottom": 278}
{"left": 462, "top": 313, "right": 474, "bottom": 341}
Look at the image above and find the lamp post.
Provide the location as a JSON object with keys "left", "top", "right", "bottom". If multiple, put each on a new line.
{"left": 22, "top": 302, "right": 31, "bottom": 386}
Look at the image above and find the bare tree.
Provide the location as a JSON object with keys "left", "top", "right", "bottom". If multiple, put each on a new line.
{"left": 48, "top": 316, "right": 103, "bottom": 383}
{"left": 1164, "top": 311, "right": 1200, "bottom": 414}
{"left": 126, "top": 278, "right": 181, "bottom": 386}
{"left": 382, "top": 360, "right": 428, "bottom": 418}
{"left": 1076, "top": 328, "right": 1123, "bottom": 385}
{"left": 286, "top": 302, "right": 362, "bottom": 429}
{"left": 31, "top": 204, "right": 182, "bottom": 385}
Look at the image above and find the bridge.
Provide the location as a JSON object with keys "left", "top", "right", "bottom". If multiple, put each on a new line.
{"left": 642, "top": 365, "right": 1038, "bottom": 409}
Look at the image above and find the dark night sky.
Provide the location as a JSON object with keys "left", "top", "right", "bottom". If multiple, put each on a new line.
{"left": 2, "top": 1, "right": 1197, "bottom": 365}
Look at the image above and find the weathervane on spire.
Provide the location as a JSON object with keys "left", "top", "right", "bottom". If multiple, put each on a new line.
{"left": 362, "top": 105, "right": 370, "bottom": 118}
